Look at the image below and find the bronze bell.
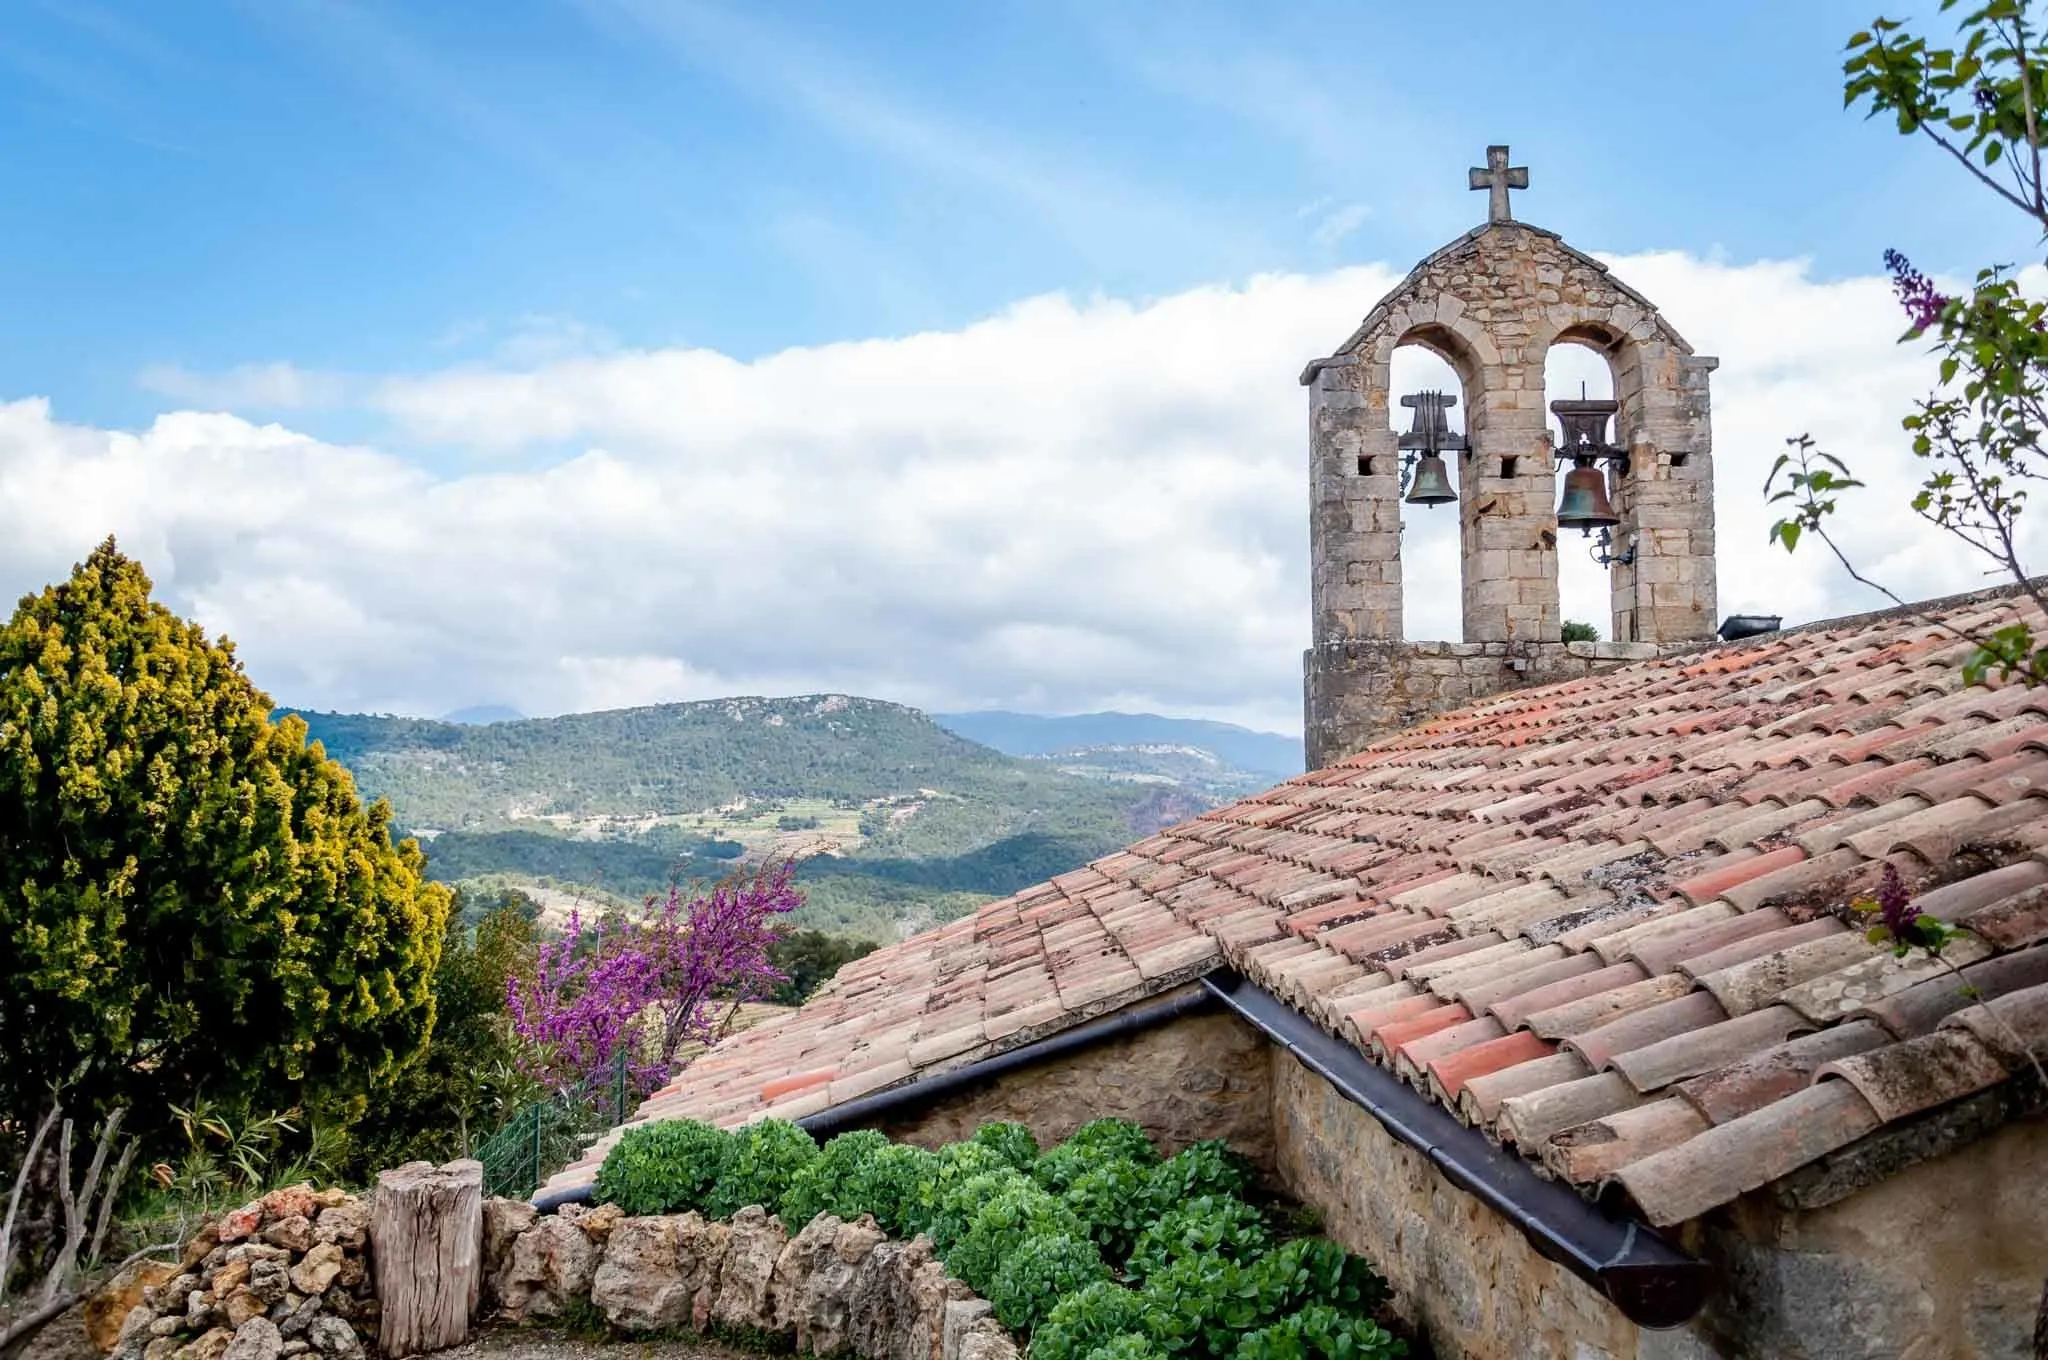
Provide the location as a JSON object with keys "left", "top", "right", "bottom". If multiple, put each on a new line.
{"left": 1555, "top": 461, "right": 1619, "bottom": 534}
{"left": 1403, "top": 453, "right": 1457, "bottom": 507}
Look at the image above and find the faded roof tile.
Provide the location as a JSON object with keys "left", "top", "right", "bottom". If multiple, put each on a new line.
{"left": 1816, "top": 1028, "right": 2009, "bottom": 1122}
{"left": 1608, "top": 1003, "right": 1813, "bottom": 1094}
{"left": 1694, "top": 932, "right": 1877, "bottom": 1016}
{"left": 1617, "top": 1081, "right": 1883, "bottom": 1227}
{"left": 1938, "top": 980, "right": 2048, "bottom": 1064}
{"left": 1565, "top": 991, "right": 1729, "bottom": 1071}
{"left": 1775, "top": 934, "right": 1994, "bottom": 1025}
{"left": 1499, "top": 1070, "right": 1645, "bottom": 1147}
{"left": 1545, "top": 1097, "right": 1710, "bottom": 1184}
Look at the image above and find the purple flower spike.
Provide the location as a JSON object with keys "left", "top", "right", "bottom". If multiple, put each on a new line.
{"left": 1883, "top": 249, "right": 1950, "bottom": 331}
{"left": 1875, "top": 862, "right": 1921, "bottom": 937}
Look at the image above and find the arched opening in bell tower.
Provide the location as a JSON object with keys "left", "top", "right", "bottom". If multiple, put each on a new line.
{"left": 1544, "top": 330, "right": 1625, "bottom": 642}
{"left": 1388, "top": 331, "right": 1474, "bottom": 643}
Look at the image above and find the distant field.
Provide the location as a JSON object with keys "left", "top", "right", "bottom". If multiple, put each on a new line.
{"left": 293, "top": 695, "right": 1236, "bottom": 943}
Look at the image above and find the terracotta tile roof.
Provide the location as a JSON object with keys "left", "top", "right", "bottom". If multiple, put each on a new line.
{"left": 544, "top": 590, "right": 2048, "bottom": 1229}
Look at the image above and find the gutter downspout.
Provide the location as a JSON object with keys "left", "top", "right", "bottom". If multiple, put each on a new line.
{"left": 531, "top": 982, "right": 1219, "bottom": 1213}
{"left": 1200, "top": 970, "right": 1711, "bottom": 1330}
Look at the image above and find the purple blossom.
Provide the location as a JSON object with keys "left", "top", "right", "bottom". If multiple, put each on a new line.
{"left": 505, "top": 861, "right": 801, "bottom": 1100}
{"left": 1874, "top": 862, "right": 1921, "bottom": 938}
{"left": 1883, "top": 249, "right": 1950, "bottom": 330}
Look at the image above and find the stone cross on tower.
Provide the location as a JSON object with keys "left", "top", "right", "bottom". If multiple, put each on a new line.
{"left": 1468, "top": 145, "right": 1528, "bottom": 223}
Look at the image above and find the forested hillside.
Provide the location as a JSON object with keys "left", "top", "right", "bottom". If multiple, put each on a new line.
{"left": 933, "top": 710, "right": 1302, "bottom": 777}
{"left": 289, "top": 695, "right": 1218, "bottom": 939}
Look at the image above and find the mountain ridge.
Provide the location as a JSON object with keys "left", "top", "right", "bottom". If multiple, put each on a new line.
{"left": 932, "top": 709, "right": 1302, "bottom": 777}
{"left": 281, "top": 694, "right": 1240, "bottom": 940}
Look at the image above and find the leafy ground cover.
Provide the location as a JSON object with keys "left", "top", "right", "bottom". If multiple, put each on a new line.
{"left": 592, "top": 1118, "right": 1411, "bottom": 1360}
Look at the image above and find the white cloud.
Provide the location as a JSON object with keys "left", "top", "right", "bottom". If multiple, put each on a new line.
{"left": 1308, "top": 202, "right": 1373, "bottom": 249}
{"left": 3, "top": 252, "right": 2024, "bottom": 737}
{"left": 136, "top": 361, "right": 354, "bottom": 411}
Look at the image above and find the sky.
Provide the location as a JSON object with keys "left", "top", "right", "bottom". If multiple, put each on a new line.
{"left": 0, "top": 0, "right": 2036, "bottom": 737}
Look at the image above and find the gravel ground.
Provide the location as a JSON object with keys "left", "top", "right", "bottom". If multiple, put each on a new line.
{"left": 8, "top": 1304, "right": 95, "bottom": 1360}
{"left": 422, "top": 1326, "right": 758, "bottom": 1360}
{"left": 0, "top": 1311, "right": 754, "bottom": 1360}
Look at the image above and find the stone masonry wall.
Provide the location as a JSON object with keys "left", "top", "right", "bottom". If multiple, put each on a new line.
{"left": 485, "top": 1200, "right": 1016, "bottom": 1360}
{"left": 1689, "top": 1114, "right": 2048, "bottom": 1360}
{"left": 872, "top": 1005, "right": 1275, "bottom": 1174}
{"left": 1268, "top": 1049, "right": 1711, "bottom": 1360}
{"left": 1270, "top": 1049, "right": 2048, "bottom": 1359}
{"left": 1303, "top": 637, "right": 1662, "bottom": 770}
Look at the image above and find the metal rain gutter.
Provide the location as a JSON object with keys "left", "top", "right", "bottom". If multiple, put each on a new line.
{"left": 532, "top": 981, "right": 1220, "bottom": 1213}
{"left": 799, "top": 983, "right": 1220, "bottom": 1139}
{"left": 1200, "top": 969, "right": 1712, "bottom": 1330}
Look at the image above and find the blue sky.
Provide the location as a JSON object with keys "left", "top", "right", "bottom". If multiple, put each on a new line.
{"left": 0, "top": 0, "right": 1992, "bottom": 436}
{"left": 0, "top": 1, "right": 2032, "bottom": 734}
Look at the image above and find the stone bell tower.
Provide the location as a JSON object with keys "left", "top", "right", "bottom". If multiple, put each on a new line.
{"left": 1301, "top": 147, "right": 1719, "bottom": 767}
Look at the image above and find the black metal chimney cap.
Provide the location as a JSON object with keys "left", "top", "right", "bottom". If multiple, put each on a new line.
{"left": 1718, "top": 614, "right": 1783, "bottom": 641}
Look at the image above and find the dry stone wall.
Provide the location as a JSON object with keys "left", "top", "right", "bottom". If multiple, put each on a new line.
{"left": 106, "top": 1185, "right": 378, "bottom": 1360}
{"left": 484, "top": 1199, "right": 1018, "bottom": 1360}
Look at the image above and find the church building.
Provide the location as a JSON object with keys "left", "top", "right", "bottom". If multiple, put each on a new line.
{"left": 546, "top": 152, "right": 2048, "bottom": 1360}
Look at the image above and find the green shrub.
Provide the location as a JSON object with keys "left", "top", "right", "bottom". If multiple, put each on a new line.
{"left": 1030, "top": 1282, "right": 1147, "bottom": 1360}
{"left": 914, "top": 1139, "right": 1015, "bottom": 1229}
{"left": 986, "top": 1230, "right": 1109, "bottom": 1333}
{"left": 1069, "top": 1118, "right": 1160, "bottom": 1163}
{"left": 1144, "top": 1140, "right": 1253, "bottom": 1213}
{"left": 1134, "top": 1252, "right": 1267, "bottom": 1358}
{"left": 706, "top": 1118, "right": 818, "bottom": 1219}
{"left": 1234, "top": 1304, "right": 1406, "bottom": 1360}
{"left": 778, "top": 1129, "right": 891, "bottom": 1230}
{"left": 845, "top": 1141, "right": 940, "bottom": 1237}
{"left": 1085, "top": 1339, "right": 1164, "bottom": 1360}
{"left": 1251, "top": 1238, "right": 1389, "bottom": 1316}
{"left": 594, "top": 1119, "right": 734, "bottom": 1216}
{"left": 943, "top": 1181, "right": 1084, "bottom": 1295}
{"left": 1060, "top": 1156, "right": 1154, "bottom": 1263}
{"left": 1125, "top": 1195, "right": 1269, "bottom": 1283}
{"left": 972, "top": 1120, "right": 1040, "bottom": 1169}
{"left": 1037, "top": 1119, "right": 1158, "bottom": 1195}
{"left": 924, "top": 1168, "right": 1028, "bottom": 1253}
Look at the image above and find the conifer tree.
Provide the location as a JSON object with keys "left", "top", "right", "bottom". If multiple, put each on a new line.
{"left": 0, "top": 538, "right": 451, "bottom": 1135}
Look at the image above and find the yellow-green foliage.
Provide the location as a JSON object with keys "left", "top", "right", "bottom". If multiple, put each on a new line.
{"left": 0, "top": 538, "right": 452, "bottom": 1130}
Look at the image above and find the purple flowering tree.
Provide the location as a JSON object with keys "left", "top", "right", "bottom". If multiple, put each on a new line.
{"left": 1767, "top": 3, "right": 2048, "bottom": 685}
{"left": 640, "top": 860, "right": 802, "bottom": 1073}
{"left": 505, "top": 861, "right": 800, "bottom": 1100}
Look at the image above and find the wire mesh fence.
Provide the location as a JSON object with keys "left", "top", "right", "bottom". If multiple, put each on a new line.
{"left": 474, "top": 1049, "right": 633, "bottom": 1201}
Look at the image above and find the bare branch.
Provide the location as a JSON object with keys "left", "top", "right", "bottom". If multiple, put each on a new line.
{"left": 1994, "top": 9, "right": 2045, "bottom": 217}
{"left": 88, "top": 1140, "right": 137, "bottom": 1268}
{"left": 1919, "top": 122, "right": 2048, "bottom": 228}
{"left": 40, "top": 1120, "right": 78, "bottom": 1304}
{"left": 0, "top": 1102, "right": 61, "bottom": 1307}
{"left": 1807, "top": 519, "right": 2021, "bottom": 655}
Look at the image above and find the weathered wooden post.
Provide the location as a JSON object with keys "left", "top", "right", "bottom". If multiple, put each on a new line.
{"left": 370, "top": 1159, "right": 484, "bottom": 1358}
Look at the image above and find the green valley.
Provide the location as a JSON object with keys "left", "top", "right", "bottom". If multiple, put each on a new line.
{"left": 288, "top": 695, "right": 1236, "bottom": 940}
